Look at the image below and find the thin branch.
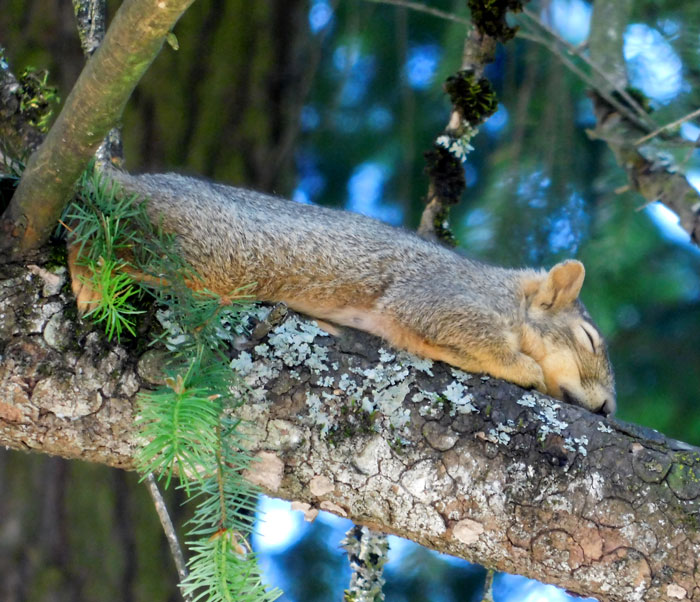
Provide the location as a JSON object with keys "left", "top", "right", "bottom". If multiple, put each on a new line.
{"left": 144, "top": 473, "right": 193, "bottom": 602}
{"left": 417, "top": 0, "right": 539, "bottom": 244}
{"left": 418, "top": 21, "right": 499, "bottom": 243}
{"left": 520, "top": 8, "right": 653, "bottom": 128}
{"left": 480, "top": 569, "right": 495, "bottom": 602}
{"left": 516, "top": 31, "right": 600, "bottom": 93}
{"left": 635, "top": 107, "right": 700, "bottom": 146}
{"left": 515, "top": 28, "right": 652, "bottom": 135}
{"left": 363, "top": 0, "right": 470, "bottom": 26}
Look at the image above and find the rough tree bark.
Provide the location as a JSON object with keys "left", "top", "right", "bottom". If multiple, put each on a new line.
{"left": 1, "top": 255, "right": 699, "bottom": 602}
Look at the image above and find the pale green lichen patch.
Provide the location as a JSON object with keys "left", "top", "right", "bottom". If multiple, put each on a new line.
{"left": 450, "top": 368, "right": 473, "bottom": 383}
{"left": 378, "top": 348, "right": 395, "bottom": 363}
{"left": 155, "top": 308, "right": 192, "bottom": 348}
{"left": 228, "top": 309, "right": 332, "bottom": 402}
{"left": 442, "top": 381, "right": 477, "bottom": 415}
{"left": 564, "top": 435, "right": 589, "bottom": 455}
{"left": 230, "top": 350, "right": 281, "bottom": 402}
{"left": 252, "top": 312, "right": 330, "bottom": 371}
{"left": 516, "top": 393, "right": 537, "bottom": 408}
{"left": 396, "top": 350, "right": 434, "bottom": 376}
{"left": 413, "top": 390, "right": 443, "bottom": 418}
{"left": 224, "top": 309, "right": 515, "bottom": 445}
{"left": 512, "top": 392, "right": 591, "bottom": 456}
{"left": 306, "top": 392, "right": 334, "bottom": 436}
{"left": 316, "top": 375, "right": 335, "bottom": 388}
{"left": 666, "top": 462, "right": 700, "bottom": 500}
{"left": 484, "top": 420, "right": 517, "bottom": 445}
{"left": 314, "top": 351, "right": 423, "bottom": 440}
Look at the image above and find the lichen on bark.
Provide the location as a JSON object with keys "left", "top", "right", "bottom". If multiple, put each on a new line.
{"left": 1, "top": 254, "right": 700, "bottom": 601}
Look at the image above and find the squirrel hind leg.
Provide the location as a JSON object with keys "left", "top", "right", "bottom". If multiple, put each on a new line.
{"left": 67, "top": 243, "right": 103, "bottom": 314}
{"left": 309, "top": 318, "right": 342, "bottom": 336}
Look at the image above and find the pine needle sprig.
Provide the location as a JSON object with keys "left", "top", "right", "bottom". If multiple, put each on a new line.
{"left": 69, "top": 165, "right": 278, "bottom": 600}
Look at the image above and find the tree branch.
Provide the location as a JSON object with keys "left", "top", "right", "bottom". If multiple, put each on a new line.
{"left": 517, "top": 8, "right": 655, "bottom": 133}
{"left": 588, "top": 0, "right": 700, "bottom": 246}
{"left": 417, "top": 12, "right": 498, "bottom": 243}
{"left": 2, "top": 256, "right": 699, "bottom": 602}
{"left": 363, "top": 0, "right": 470, "bottom": 26}
{"left": 0, "top": 0, "right": 195, "bottom": 254}
{"left": 634, "top": 107, "right": 700, "bottom": 146}
{"left": 144, "top": 473, "right": 192, "bottom": 601}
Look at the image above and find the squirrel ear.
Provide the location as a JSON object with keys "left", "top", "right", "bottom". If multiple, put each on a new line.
{"left": 532, "top": 260, "right": 585, "bottom": 310}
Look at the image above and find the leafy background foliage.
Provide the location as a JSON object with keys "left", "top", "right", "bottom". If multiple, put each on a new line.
{"left": 1, "top": 0, "right": 700, "bottom": 600}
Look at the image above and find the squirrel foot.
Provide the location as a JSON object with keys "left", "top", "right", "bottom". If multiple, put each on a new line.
{"left": 67, "top": 243, "right": 103, "bottom": 314}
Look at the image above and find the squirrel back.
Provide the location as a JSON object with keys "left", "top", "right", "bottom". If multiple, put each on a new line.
{"left": 71, "top": 171, "right": 616, "bottom": 415}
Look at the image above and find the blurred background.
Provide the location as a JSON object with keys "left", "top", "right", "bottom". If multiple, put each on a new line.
{"left": 1, "top": 0, "right": 699, "bottom": 600}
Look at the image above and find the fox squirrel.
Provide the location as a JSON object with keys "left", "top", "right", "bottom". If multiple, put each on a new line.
{"left": 69, "top": 171, "right": 616, "bottom": 415}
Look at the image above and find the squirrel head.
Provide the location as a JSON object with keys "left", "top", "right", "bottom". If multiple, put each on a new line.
{"left": 522, "top": 260, "right": 616, "bottom": 415}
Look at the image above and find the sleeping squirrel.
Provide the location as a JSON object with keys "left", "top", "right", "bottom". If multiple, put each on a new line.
{"left": 68, "top": 170, "right": 616, "bottom": 415}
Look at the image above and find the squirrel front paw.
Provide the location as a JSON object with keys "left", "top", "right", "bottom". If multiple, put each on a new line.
{"left": 67, "top": 243, "right": 102, "bottom": 314}
{"left": 509, "top": 353, "right": 546, "bottom": 393}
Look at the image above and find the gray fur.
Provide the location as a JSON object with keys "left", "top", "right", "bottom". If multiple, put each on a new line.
{"left": 105, "top": 170, "right": 615, "bottom": 413}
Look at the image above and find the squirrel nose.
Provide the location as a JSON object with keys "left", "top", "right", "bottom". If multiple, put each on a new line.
{"left": 597, "top": 397, "right": 616, "bottom": 416}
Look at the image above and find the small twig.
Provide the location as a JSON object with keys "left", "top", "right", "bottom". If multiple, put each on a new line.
{"left": 144, "top": 473, "right": 193, "bottom": 602}
{"left": 342, "top": 525, "right": 389, "bottom": 601}
{"left": 517, "top": 31, "right": 602, "bottom": 94}
{"left": 363, "top": 0, "right": 470, "bottom": 25}
{"left": 56, "top": 218, "right": 74, "bottom": 232}
{"left": 516, "top": 29, "right": 652, "bottom": 133}
{"left": 480, "top": 569, "right": 495, "bottom": 602}
{"left": 635, "top": 107, "right": 700, "bottom": 146}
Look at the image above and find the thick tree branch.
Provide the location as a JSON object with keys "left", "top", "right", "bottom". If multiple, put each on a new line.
{"left": 0, "top": 0, "right": 195, "bottom": 254}
{"left": 2, "top": 256, "right": 699, "bottom": 602}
